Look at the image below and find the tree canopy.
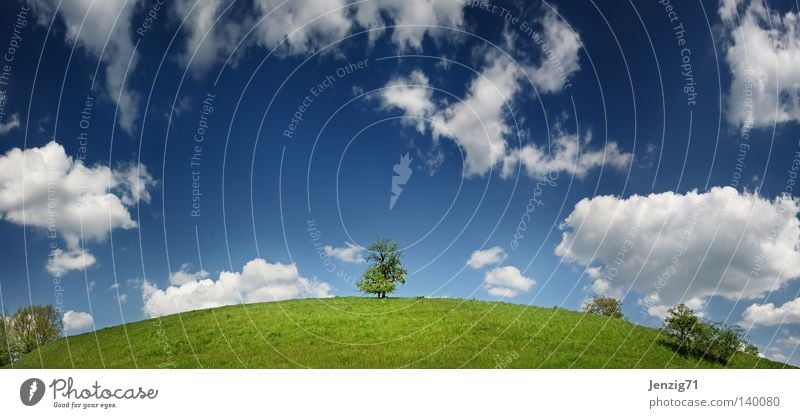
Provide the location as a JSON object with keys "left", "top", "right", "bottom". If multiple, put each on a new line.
{"left": 1, "top": 304, "right": 62, "bottom": 366}
{"left": 581, "top": 295, "right": 624, "bottom": 319}
{"left": 357, "top": 238, "right": 407, "bottom": 298}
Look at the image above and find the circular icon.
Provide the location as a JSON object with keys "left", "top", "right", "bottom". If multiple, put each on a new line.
{"left": 20, "top": 378, "right": 45, "bottom": 406}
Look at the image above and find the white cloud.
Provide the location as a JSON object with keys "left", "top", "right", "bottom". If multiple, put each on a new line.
{"left": 555, "top": 187, "right": 800, "bottom": 316}
{"left": 741, "top": 297, "right": 800, "bottom": 327}
{"left": 353, "top": 0, "right": 464, "bottom": 51}
{"left": 324, "top": 242, "right": 365, "bottom": 263}
{"left": 0, "top": 141, "right": 155, "bottom": 276}
{"left": 142, "top": 258, "right": 333, "bottom": 317}
{"left": 117, "top": 293, "right": 128, "bottom": 304}
{"left": 585, "top": 266, "right": 613, "bottom": 295}
{"left": 172, "top": 0, "right": 250, "bottom": 75}
{"left": 487, "top": 287, "right": 519, "bottom": 298}
{"left": 483, "top": 266, "right": 535, "bottom": 298}
{"left": 379, "top": 62, "right": 630, "bottom": 179}
{"left": 718, "top": 0, "right": 741, "bottom": 23}
{"left": 0, "top": 113, "right": 20, "bottom": 135}
{"left": 767, "top": 352, "right": 788, "bottom": 363}
{"left": 525, "top": 9, "right": 581, "bottom": 93}
{"left": 779, "top": 335, "right": 800, "bottom": 347}
{"left": 646, "top": 297, "right": 706, "bottom": 320}
{"left": 27, "top": 0, "right": 140, "bottom": 134}
{"left": 172, "top": 1, "right": 466, "bottom": 72}
{"left": 377, "top": 53, "right": 515, "bottom": 177}
{"left": 62, "top": 310, "right": 93, "bottom": 332}
{"left": 254, "top": 0, "right": 352, "bottom": 55}
{"left": 256, "top": 0, "right": 465, "bottom": 56}
{"left": 430, "top": 52, "right": 518, "bottom": 177}
{"left": 466, "top": 246, "right": 506, "bottom": 269}
{"left": 720, "top": 1, "right": 800, "bottom": 128}
{"left": 380, "top": 70, "right": 433, "bottom": 133}
{"left": 46, "top": 248, "right": 96, "bottom": 276}
{"left": 170, "top": 263, "right": 210, "bottom": 285}
{"left": 501, "top": 131, "right": 631, "bottom": 179}
{"left": 376, "top": 14, "right": 625, "bottom": 180}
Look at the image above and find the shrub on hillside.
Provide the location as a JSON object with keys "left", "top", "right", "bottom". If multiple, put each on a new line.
{"left": 581, "top": 296, "right": 625, "bottom": 319}
{"left": 662, "top": 303, "right": 756, "bottom": 364}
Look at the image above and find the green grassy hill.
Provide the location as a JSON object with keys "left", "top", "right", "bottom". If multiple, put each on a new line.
{"left": 6, "top": 297, "right": 790, "bottom": 368}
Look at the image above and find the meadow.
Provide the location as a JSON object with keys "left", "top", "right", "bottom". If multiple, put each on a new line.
{"left": 7, "top": 297, "right": 788, "bottom": 369}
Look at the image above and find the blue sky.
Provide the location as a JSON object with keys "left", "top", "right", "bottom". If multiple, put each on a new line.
{"left": 1, "top": 0, "right": 800, "bottom": 365}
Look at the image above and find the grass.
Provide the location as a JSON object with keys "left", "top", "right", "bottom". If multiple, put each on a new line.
{"left": 6, "top": 297, "right": 791, "bottom": 368}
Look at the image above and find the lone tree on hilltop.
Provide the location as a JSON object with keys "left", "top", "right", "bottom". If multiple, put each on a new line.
{"left": 357, "top": 238, "right": 407, "bottom": 298}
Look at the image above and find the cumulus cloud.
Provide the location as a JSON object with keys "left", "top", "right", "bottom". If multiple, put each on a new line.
{"left": 27, "top": 0, "right": 140, "bottom": 133}
{"left": 46, "top": 248, "right": 96, "bottom": 276}
{"left": 0, "top": 113, "right": 20, "bottom": 135}
{"left": 555, "top": 187, "right": 800, "bottom": 317}
{"left": 0, "top": 141, "right": 155, "bottom": 276}
{"left": 741, "top": 297, "right": 800, "bottom": 327}
{"left": 720, "top": 0, "right": 800, "bottom": 128}
{"left": 170, "top": 263, "right": 210, "bottom": 285}
{"left": 62, "top": 310, "right": 93, "bottom": 332}
{"left": 324, "top": 242, "right": 365, "bottom": 263}
{"left": 483, "top": 266, "right": 535, "bottom": 298}
{"left": 466, "top": 246, "right": 506, "bottom": 269}
{"left": 142, "top": 258, "right": 333, "bottom": 317}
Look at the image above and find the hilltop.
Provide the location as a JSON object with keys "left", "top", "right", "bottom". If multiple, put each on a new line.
{"left": 8, "top": 297, "right": 789, "bottom": 368}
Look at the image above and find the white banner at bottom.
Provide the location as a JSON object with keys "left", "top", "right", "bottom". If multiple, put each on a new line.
{"left": 0, "top": 370, "right": 797, "bottom": 417}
